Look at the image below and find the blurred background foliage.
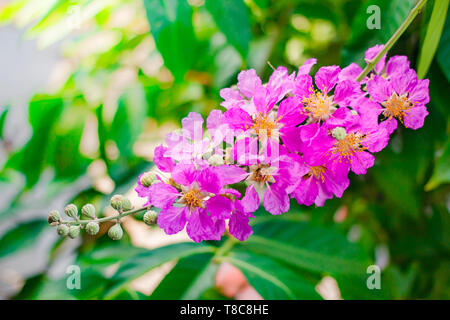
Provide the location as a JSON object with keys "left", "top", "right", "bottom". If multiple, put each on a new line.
{"left": 0, "top": 0, "right": 448, "bottom": 300}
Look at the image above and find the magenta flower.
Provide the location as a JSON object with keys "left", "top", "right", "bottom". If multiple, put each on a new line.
{"left": 292, "top": 158, "right": 350, "bottom": 207}
{"left": 293, "top": 66, "right": 363, "bottom": 124}
{"left": 144, "top": 163, "right": 237, "bottom": 242}
{"left": 231, "top": 138, "right": 306, "bottom": 215}
{"left": 366, "top": 69, "right": 429, "bottom": 134}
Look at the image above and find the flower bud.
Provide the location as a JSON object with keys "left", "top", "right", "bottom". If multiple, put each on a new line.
{"left": 208, "top": 154, "right": 224, "bottom": 166}
{"left": 64, "top": 204, "right": 78, "bottom": 219}
{"left": 57, "top": 224, "right": 69, "bottom": 237}
{"left": 48, "top": 210, "right": 61, "bottom": 224}
{"left": 81, "top": 204, "right": 96, "bottom": 219}
{"left": 68, "top": 226, "right": 81, "bottom": 239}
{"left": 143, "top": 210, "right": 158, "bottom": 226}
{"left": 122, "top": 197, "right": 132, "bottom": 211}
{"left": 140, "top": 172, "right": 157, "bottom": 187}
{"left": 331, "top": 127, "right": 347, "bottom": 141}
{"left": 108, "top": 223, "right": 123, "bottom": 240}
{"left": 110, "top": 195, "right": 124, "bottom": 211}
{"left": 86, "top": 222, "right": 100, "bottom": 235}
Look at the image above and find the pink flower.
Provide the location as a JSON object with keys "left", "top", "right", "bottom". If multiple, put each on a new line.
{"left": 164, "top": 112, "right": 211, "bottom": 162}
{"left": 145, "top": 163, "right": 237, "bottom": 242}
{"left": 231, "top": 138, "right": 306, "bottom": 215}
{"left": 292, "top": 159, "right": 350, "bottom": 207}
{"left": 366, "top": 68, "right": 429, "bottom": 134}
{"left": 293, "top": 66, "right": 363, "bottom": 123}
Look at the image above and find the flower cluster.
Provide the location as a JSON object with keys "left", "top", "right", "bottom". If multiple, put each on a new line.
{"left": 136, "top": 45, "right": 429, "bottom": 242}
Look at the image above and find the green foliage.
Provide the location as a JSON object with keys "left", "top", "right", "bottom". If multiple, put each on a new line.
{"left": 417, "top": 0, "right": 449, "bottom": 78}
{"left": 0, "top": 0, "right": 448, "bottom": 300}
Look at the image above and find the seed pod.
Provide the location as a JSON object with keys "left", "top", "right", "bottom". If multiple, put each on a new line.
{"left": 48, "top": 210, "right": 61, "bottom": 224}
{"left": 208, "top": 154, "right": 224, "bottom": 166}
{"left": 86, "top": 222, "right": 100, "bottom": 235}
{"left": 110, "top": 195, "right": 124, "bottom": 211}
{"left": 68, "top": 226, "right": 81, "bottom": 239}
{"left": 64, "top": 204, "right": 78, "bottom": 219}
{"left": 81, "top": 204, "right": 96, "bottom": 219}
{"left": 140, "top": 172, "right": 157, "bottom": 187}
{"left": 57, "top": 224, "right": 69, "bottom": 237}
{"left": 331, "top": 127, "right": 347, "bottom": 141}
{"left": 122, "top": 197, "right": 132, "bottom": 211}
{"left": 108, "top": 223, "right": 123, "bottom": 240}
{"left": 143, "top": 210, "right": 158, "bottom": 226}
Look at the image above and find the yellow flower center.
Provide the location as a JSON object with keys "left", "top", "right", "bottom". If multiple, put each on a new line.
{"left": 251, "top": 113, "right": 277, "bottom": 138}
{"left": 332, "top": 132, "right": 367, "bottom": 160}
{"left": 249, "top": 164, "right": 276, "bottom": 184}
{"left": 183, "top": 189, "right": 203, "bottom": 208}
{"left": 383, "top": 92, "right": 412, "bottom": 122}
{"left": 305, "top": 165, "right": 326, "bottom": 182}
{"left": 303, "top": 91, "right": 334, "bottom": 120}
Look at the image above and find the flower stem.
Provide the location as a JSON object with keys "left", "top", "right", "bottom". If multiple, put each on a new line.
{"left": 62, "top": 206, "right": 151, "bottom": 225}
{"left": 356, "top": 0, "right": 429, "bottom": 82}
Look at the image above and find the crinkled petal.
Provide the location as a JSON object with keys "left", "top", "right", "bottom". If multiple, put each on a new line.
{"left": 237, "top": 69, "right": 262, "bottom": 98}
{"left": 182, "top": 112, "right": 204, "bottom": 141}
{"left": 242, "top": 185, "right": 260, "bottom": 213}
{"left": 298, "top": 58, "right": 317, "bottom": 76}
{"left": 157, "top": 205, "right": 188, "bottom": 235}
{"left": 206, "top": 195, "right": 233, "bottom": 219}
{"left": 263, "top": 184, "right": 290, "bottom": 215}
{"left": 350, "top": 151, "right": 375, "bottom": 175}
{"left": 197, "top": 167, "right": 221, "bottom": 194}
{"left": 366, "top": 75, "right": 392, "bottom": 102}
{"left": 404, "top": 105, "right": 428, "bottom": 130}
{"left": 315, "top": 65, "right": 340, "bottom": 94}
{"left": 229, "top": 210, "right": 253, "bottom": 241}
{"left": 148, "top": 182, "right": 180, "bottom": 209}
{"left": 154, "top": 145, "right": 175, "bottom": 172}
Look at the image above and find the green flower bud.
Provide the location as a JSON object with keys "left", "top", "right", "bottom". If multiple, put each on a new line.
{"left": 140, "top": 172, "right": 157, "bottom": 187}
{"left": 64, "top": 204, "right": 78, "bottom": 219}
{"left": 57, "top": 224, "right": 69, "bottom": 237}
{"left": 48, "top": 210, "right": 61, "bottom": 224}
{"left": 68, "top": 226, "right": 81, "bottom": 239}
{"left": 86, "top": 222, "right": 100, "bottom": 235}
{"left": 331, "top": 127, "right": 347, "bottom": 141}
{"left": 208, "top": 154, "right": 224, "bottom": 166}
{"left": 143, "top": 210, "right": 158, "bottom": 226}
{"left": 81, "top": 204, "right": 96, "bottom": 219}
{"left": 122, "top": 197, "right": 132, "bottom": 211}
{"left": 108, "top": 223, "right": 123, "bottom": 240}
{"left": 110, "top": 195, "right": 124, "bottom": 211}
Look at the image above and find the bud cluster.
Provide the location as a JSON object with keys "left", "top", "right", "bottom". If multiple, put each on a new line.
{"left": 47, "top": 194, "right": 155, "bottom": 241}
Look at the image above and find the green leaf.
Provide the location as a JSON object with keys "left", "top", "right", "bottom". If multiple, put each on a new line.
{"left": 5, "top": 96, "right": 63, "bottom": 188}
{"left": 225, "top": 250, "right": 321, "bottom": 300}
{"left": 205, "top": 0, "right": 252, "bottom": 58}
{"left": 425, "top": 140, "right": 450, "bottom": 190}
{"left": 150, "top": 253, "right": 218, "bottom": 299}
{"left": 0, "top": 220, "right": 48, "bottom": 258}
{"left": 417, "top": 0, "right": 449, "bottom": 78}
{"left": 240, "top": 220, "right": 370, "bottom": 276}
{"left": 144, "top": 0, "right": 197, "bottom": 80}
{"left": 103, "top": 242, "right": 215, "bottom": 299}
{"left": 437, "top": 9, "right": 450, "bottom": 82}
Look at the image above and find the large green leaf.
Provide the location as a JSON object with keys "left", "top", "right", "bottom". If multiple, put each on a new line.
{"left": 342, "top": 0, "right": 415, "bottom": 66}
{"left": 425, "top": 140, "right": 450, "bottom": 190}
{"left": 417, "top": 0, "right": 449, "bottom": 78}
{"left": 437, "top": 9, "right": 450, "bottom": 82}
{"left": 240, "top": 220, "right": 370, "bottom": 276}
{"left": 144, "top": 0, "right": 197, "bottom": 80}
{"left": 0, "top": 220, "right": 48, "bottom": 258}
{"left": 5, "top": 96, "right": 63, "bottom": 188}
{"left": 205, "top": 0, "right": 251, "bottom": 58}
{"left": 224, "top": 250, "right": 321, "bottom": 300}
{"left": 150, "top": 253, "right": 218, "bottom": 299}
{"left": 103, "top": 242, "right": 215, "bottom": 299}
